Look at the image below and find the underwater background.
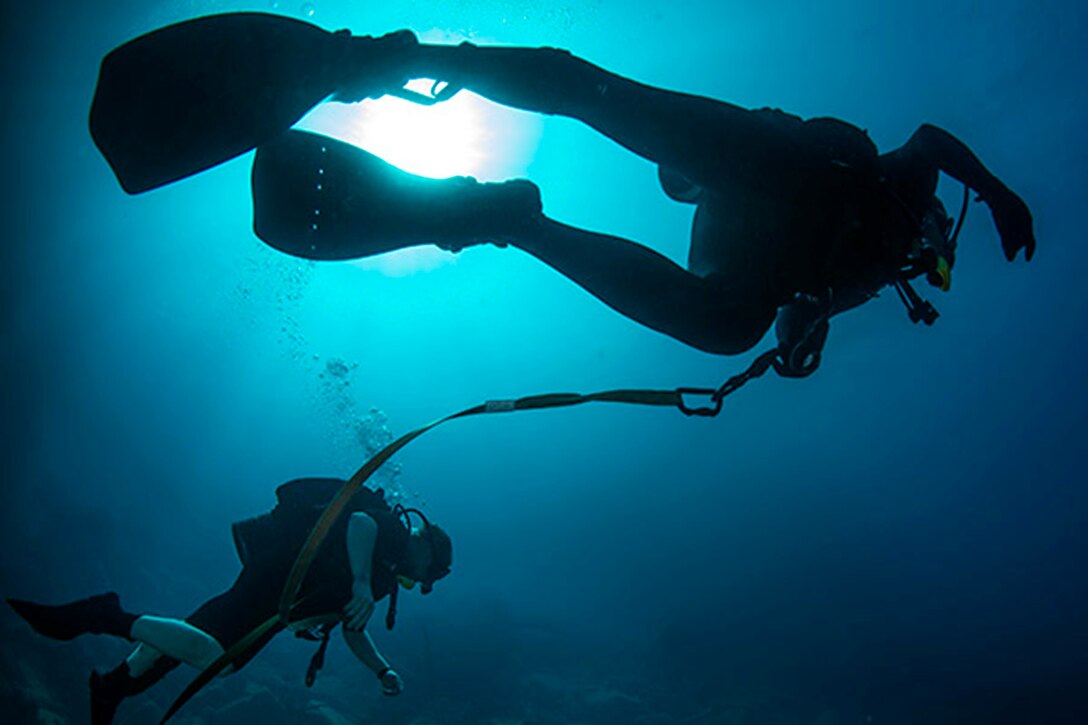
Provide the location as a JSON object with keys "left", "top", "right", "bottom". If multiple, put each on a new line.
{"left": 1, "top": 0, "right": 1086, "bottom": 723}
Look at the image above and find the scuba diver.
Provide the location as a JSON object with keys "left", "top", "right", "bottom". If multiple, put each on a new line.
{"left": 6, "top": 479, "right": 452, "bottom": 725}
{"left": 87, "top": 13, "right": 1036, "bottom": 376}
{"left": 248, "top": 33, "right": 1036, "bottom": 376}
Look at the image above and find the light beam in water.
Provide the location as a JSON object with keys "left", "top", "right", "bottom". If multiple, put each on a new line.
{"left": 297, "top": 78, "right": 541, "bottom": 277}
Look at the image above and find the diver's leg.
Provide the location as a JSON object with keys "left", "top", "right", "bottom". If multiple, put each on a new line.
{"left": 7, "top": 590, "right": 226, "bottom": 669}
{"left": 129, "top": 616, "right": 226, "bottom": 670}
{"left": 512, "top": 217, "right": 775, "bottom": 354}
{"left": 406, "top": 44, "right": 794, "bottom": 185}
{"left": 8, "top": 593, "right": 225, "bottom": 723}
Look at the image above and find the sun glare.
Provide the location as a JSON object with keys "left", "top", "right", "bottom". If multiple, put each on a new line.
{"left": 296, "top": 75, "right": 542, "bottom": 277}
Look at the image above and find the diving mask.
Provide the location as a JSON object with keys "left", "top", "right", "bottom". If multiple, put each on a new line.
{"left": 919, "top": 198, "right": 956, "bottom": 291}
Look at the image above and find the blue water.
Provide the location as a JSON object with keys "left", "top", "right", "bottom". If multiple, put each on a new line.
{"left": 2, "top": 1, "right": 1086, "bottom": 723}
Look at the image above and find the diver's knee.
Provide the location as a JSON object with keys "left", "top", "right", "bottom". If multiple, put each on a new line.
{"left": 161, "top": 634, "right": 223, "bottom": 670}
{"left": 699, "top": 332, "right": 762, "bottom": 356}
{"left": 692, "top": 310, "right": 775, "bottom": 356}
{"left": 130, "top": 616, "right": 226, "bottom": 670}
{"left": 194, "top": 635, "right": 226, "bottom": 670}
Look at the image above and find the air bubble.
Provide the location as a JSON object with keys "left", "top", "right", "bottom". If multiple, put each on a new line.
{"left": 301, "top": 3, "right": 315, "bottom": 18}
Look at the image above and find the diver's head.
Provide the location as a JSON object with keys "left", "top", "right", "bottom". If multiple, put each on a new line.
{"left": 919, "top": 197, "right": 955, "bottom": 291}
{"left": 400, "top": 515, "right": 452, "bottom": 595}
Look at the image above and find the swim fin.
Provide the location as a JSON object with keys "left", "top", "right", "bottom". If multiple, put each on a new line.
{"left": 89, "top": 13, "right": 421, "bottom": 194}
{"left": 90, "top": 657, "right": 180, "bottom": 725}
{"left": 89, "top": 666, "right": 126, "bottom": 725}
{"left": 251, "top": 130, "right": 541, "bottom": 261}
{"left": 7, "top": 592, "right": 136, "bottom": 640}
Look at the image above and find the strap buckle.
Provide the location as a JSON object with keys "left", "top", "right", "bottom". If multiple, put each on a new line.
{"left": 304, "top": 623, "right": 335, "bottom": 688}
{"left": 676, "top": 387, "right": 723, "bottom": 417}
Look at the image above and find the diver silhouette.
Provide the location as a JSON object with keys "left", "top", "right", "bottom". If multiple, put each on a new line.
{"left": 8, "top": 479, "right": 452, "bottom": 724}
{"left": 89, "top": 13, "right": 1036, "bottom": 376}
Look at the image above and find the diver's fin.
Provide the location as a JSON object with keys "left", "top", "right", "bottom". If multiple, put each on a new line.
{"left": 7, "top": 592, "right": 134, "bottom": 641}
{"left": 90, "top": 656, "right": 180, "bottom": 725}
{"left": 89, "top": 13, "right": 395, "bottom": 194}
{"left": 252, "top": 130, "right": 438, "bottom": 260}
{"left": 90, "top": 667, "right": 125, "bottom": 725}
{"left": 251, "top": 130, "right": 541, "bottom": 261}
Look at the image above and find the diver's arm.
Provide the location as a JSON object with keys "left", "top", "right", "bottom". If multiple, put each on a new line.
{"left": 343, "top": 513, "right": 378, "bottom": 631}
{"left": 900, "top": 124, "right": 1035, "bottom": 261}
{"left": 344, "top": 628, "right": 403, "bottom": 694}
{"left": 902, "top": 124, "right": 1008, "bottom": 201}
{"left": 343, "top": 627, "right": 389, "bottom": 674}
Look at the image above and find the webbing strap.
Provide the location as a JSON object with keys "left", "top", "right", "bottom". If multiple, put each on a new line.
{"left": 161, "top": 612, "right": 282, "bottom": 723}
{"left": 163, "top": 348, "right": 780, "bottom": 722}
{"left": 279, "top": 351, "right": 778, "bottom": 615}
{"left": 304, "top": 624, "right": 334, "bottom": 687}
{"left": 277, "top": 389, "right": 687, "bottom": 616}
{"left": 678, "top": 348, "right": 781, "bottom": 414}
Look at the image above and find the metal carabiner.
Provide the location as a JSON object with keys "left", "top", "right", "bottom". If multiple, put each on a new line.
{"left": 676, "top": 387, "right": 724, "bottom": 417}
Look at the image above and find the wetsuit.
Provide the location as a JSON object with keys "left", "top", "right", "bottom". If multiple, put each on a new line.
{"left": 380, "top": 44, "right": 1031, "bottom": 360}
{"left": 187, "top": 478, "right": 408, "bottom": 668}
{"left": 143, "top": 480, "right": 406, "bottom": 678}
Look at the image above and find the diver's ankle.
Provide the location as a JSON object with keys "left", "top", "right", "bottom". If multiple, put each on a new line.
{"left": 335, "top": 30, "right": 420, "bottom": 103}
{"left": 432, "top": 178, "right": 542, "bottom": 251}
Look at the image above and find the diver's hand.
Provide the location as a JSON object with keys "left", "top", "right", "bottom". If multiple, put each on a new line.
{"left": 987, "top": 188, "right": 1036, "bottom": 262}
{"left": 378, "top": 667, "right": 403, "bottom": 696}
{"left": 343, "top": 581, "right": 375, "bottom": 631}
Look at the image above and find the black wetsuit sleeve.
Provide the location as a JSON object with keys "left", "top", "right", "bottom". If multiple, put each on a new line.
{"left": 888, "top": 125, "right": 1036, "bottom": 261}
{"left": 899, "top": 125, "right": 1010, "bottom": 202}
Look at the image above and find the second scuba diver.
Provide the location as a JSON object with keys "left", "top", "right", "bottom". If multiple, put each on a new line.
{"left": 7, "top": 479, "right": 452, "bottom": 725}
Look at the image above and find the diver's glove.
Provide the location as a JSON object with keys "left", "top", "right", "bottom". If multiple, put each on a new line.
{"left": 377, "top": 667, "right": 403, "bottom": 696}
{"left": 985, "top": 187, "right": 1036, "bottom": 262}
{"left": 774, "top": 291, "right": 832, "bottom": 378}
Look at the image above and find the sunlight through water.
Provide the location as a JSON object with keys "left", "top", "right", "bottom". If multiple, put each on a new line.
{"left": 297, "top": 75, "right": 542, "bottom": 277}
